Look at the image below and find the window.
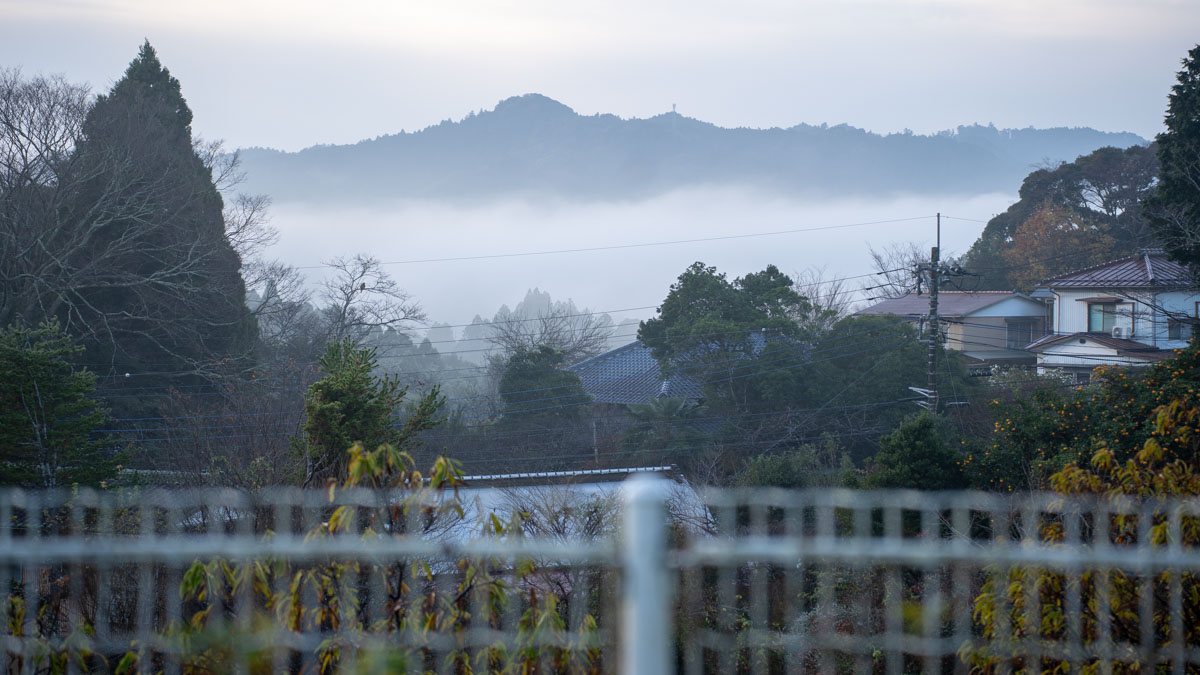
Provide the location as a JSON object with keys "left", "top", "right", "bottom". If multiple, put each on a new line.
{"left": 1087, "top": 303, "right": 1116, "bottom": 333}
{"left": 1169, "top": 317, "right": 1185, "bottom": 341}
{"left": 1006, "top": 320, "right": 1035, "bottom": 350}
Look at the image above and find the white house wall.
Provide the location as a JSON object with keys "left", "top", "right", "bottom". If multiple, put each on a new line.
{"left": 1052, "top": 288, "right": 1196, "bottom": 347}
{"left": 1036, "top": 339, "right": 1139, "bottom": 371}
{"left": 1152, "top": 292, "right": 1197, "bottom": 348}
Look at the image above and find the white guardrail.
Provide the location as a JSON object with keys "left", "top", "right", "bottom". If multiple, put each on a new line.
{"left": 3, "top": 477, "right": 1200, "bottom": 673}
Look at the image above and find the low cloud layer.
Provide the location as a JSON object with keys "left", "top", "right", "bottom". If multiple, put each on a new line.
{"left": 269, "top": 189, "right": 1015, "bottom": 329}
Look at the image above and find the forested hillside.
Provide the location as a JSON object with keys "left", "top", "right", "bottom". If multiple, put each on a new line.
{"left": 960, "top": 143, "right": 1161, "bottom": 289}
{"left": 238, "top": 93, "right": 1145, "bottom": 203}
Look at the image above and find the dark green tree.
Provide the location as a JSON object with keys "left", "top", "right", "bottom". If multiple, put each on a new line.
{"left": 498, "top": 345, "right": 590, "bottom": 422}
{"left": 0, "top": 321, "right": 117, "bottom": 487}
{"left": 62, "top": 42, "right": 255, "bottom": 381}
{"left": 639, "top": 262, "right": 814, "bottom": 413}
{"left": 1147, "top": 45, "right": 1200, "bottom": 270}
{"left": 298, "top": 338, "right": 442, "bottom": 486}
{"left": 620, "top": 396, "right": 707, "bottom": 462}
{"left": 867, "top": 413, "right": 963, "bottom": 490}
{"left": 796, "top": 314, "right": 977, "bottom": 462}
{"left": 638, "top": 264, "right": 973, "bottom": 470}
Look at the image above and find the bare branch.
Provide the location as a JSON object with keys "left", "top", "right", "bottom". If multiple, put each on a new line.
{"left": 791, "top": 265, "right": 853, "bottom": 332}
{"left": 484, "top": 293, "right": 614, "bottom": 366}
{"left": 318, "top": 254, "right": 425, "bottom": 347}
{"left": 860, "top": 242, "right": 925, "bottom": 300}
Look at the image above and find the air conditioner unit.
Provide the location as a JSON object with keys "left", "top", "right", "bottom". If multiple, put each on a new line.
{"left": 1111, "top": 326, "right": 1126, "bottom": 339}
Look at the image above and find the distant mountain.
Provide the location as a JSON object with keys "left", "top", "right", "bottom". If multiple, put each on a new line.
{"left": 238, "top": 94, "right": 1147, "bottom": 203}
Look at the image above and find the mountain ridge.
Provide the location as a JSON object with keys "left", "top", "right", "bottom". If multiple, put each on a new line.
{"left": 238, "top": 93, "right": 1148, "bottom": 204}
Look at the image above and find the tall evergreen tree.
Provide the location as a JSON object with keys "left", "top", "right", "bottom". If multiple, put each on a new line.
{"left": 64, "top": 42, "right": 255, "bottom": 382}
{"left": 1147, "top": 45, "right": 1200, "bottom": 270}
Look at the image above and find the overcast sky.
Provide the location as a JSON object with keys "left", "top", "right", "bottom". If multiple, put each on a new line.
{"left": 3, "top": 0, "right": 1197, "bottom": 151}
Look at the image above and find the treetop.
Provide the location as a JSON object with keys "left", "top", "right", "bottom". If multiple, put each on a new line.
{"left": 106, "top": 40, "right": 194, "bottom": 132}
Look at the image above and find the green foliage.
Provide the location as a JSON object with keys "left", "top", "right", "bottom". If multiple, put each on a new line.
{"left": 639, "top": 262, "right": 809, "bottom": 364}
{"left": 621, "top": 396, "right": 708, "bottom": 463}
{"left": 1148, "top": 44, "right": 1200, "bottom": 270}
{"left": 68, "top": 42, "right": 255, "bottom": 385}
{"left": 803, "top": 314, "right": 932, "bottom": 406}
{"left": 962, "top": 144, "right": 1158, "bottom": 290}
{"left": 963, "top": 363, "right": 1200, "bottom": 673}
{"left": 498, "top": 345, "right": 591, "bottom": 422}
{"left": 638, "top": 262, "right": 820, "bottom": 417}
{"left": 867, "top": 413, "right": 963, "bottom": 490}
{"left": 298, "top": 338, "right": 442, "bottom": 486}
{"left": 639, "top": 264, "right": 977, "bottom": 467}
{"left": 806, "top": 314, "right": 976, "bottom": 461}
{"left": 0, "top": 321, "right": 117, "bottom": 488}
{"left": 735, "top": 439, "right": 854, "bottom": 489}
{"left": 105, "top": 41, "right": 194, "bottom": 133}
{"left": 966, "top": 346, "right": 1200, "bottom": 491}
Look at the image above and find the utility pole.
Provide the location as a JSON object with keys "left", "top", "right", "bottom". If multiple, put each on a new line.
{"left": 910, "top": 214, "right": 949, "bottom": 413}
{"left": 926, "top": 215, "right": 940, "bottom": 413}
{"left": 909, "top": 214, "right": 977, "bottom": 412}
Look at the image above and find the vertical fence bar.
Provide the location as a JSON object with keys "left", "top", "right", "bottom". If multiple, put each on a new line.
{"left": 621, "top": 475, "right": 671, "bottom": 675}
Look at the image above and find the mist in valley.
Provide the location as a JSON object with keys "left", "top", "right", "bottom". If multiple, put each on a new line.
{"left": 270, "top": 188, "right": 1016, "bottom": 342}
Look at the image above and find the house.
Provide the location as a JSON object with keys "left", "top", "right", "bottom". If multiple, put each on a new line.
{"left": 856, "top": 291, "right": 1048, "bottom": 368}
{"left": 1025, "top": 249, "right": 1196, "bottom": 381}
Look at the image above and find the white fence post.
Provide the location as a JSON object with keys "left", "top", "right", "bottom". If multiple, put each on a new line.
{"left": 621, "top": 474, "right": 672, "bottom": 675}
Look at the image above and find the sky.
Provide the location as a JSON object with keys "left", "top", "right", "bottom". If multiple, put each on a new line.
{"left": 3, "top": 1, "right": 1198, "bottom": 329}
{"left": 3, "top": 0, "right": 1197, "bottom": 151}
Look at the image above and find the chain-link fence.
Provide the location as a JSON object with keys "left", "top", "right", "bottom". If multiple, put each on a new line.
{"left": 3, "top": 478, "right": 1200, "bottom": 673}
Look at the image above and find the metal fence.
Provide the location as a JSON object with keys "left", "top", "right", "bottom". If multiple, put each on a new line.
{"left": 3, "top": 477, "right": 1200, "bottom": 674}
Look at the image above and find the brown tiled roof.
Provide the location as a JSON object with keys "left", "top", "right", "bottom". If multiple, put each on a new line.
{"left": 856, "top": 291, "right": 1030, "bottom": 318}
{"left": 1042, "top": 249, "right": 1191, "bottom": 289}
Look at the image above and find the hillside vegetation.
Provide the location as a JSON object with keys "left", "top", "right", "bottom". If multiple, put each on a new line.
{"left": 238, "top": 93, "right": 1145, "bottom": 203}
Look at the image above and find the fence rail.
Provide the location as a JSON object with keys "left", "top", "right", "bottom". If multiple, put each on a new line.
{"left": 4, "top": 478, "right": 1200, "bottom": 673}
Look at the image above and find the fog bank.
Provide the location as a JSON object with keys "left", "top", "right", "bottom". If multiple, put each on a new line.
{"left": 268, "top": 188, "right": 1015, "bottom": 332}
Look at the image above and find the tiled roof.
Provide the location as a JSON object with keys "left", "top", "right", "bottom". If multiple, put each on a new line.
{"left": 856, "top": 291, "right": 1026, "bottom": 317}
{"left": 1042, "top": 249, "right": 1192, "bottom": 289}
{"left": 1025, "top": 332, "right": 1175, "bottom": 361}
{"left": 567, "top": 341, "right": 704, "bottom": 405}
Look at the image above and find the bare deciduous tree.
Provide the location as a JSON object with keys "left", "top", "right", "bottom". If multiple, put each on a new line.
{"left": 791, "top": 265, "right": 854, "bottom": 332}
{"left": 319, "top": 254, "right": 426, "bottom": 347}
{"left": 861, "top": 242, "right": 926, "bottom": 300}
{"left": 487, "top": 304, "right": 614, "bottom": 366}
{"left": 139, "top": 360, "right": 315, "bottom": 487}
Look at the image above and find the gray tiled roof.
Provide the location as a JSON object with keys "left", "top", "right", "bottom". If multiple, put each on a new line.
{"left": 566, "top": 341, "right": 704, "bottom": 405}
{"left": 1042, "top": 249, "right": 1191, "bottom": 289}
{"left": 857, "top": 291, "right": 1026, "bottom": 317}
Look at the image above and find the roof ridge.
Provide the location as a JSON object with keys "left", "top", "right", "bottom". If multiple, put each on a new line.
{"left": 567, "top": 339, "right": 645, "bottom": 370}
{"left": 1043, "top": 250, "right": 1173, "bottom": 283}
